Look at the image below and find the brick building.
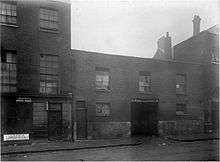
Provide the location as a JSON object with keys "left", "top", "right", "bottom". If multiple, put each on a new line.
{"left": 1, "top": 0, "right": 219, "bottom": 142}
{"left": 1, "top": 0, "right": 73, "bottom": 141}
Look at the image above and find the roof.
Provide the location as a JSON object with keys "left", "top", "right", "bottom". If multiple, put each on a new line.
{"left": 174, "top": 24, "right": 219, "bottom": 48}
{"left": 206, "top": 25, "right": 219, "bottom": 35}
{"left": 71, "top": 49, "right": 204, "bottom": 66}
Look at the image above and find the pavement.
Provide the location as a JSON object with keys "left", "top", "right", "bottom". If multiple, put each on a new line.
{"left": 1, "top": 132, "right": 219, "bottom": 155}
{"left": 165, "top": 132, "right": 219, "bottom": 142}
{"left": 1, "top": 138, "right": 142, "bottom": 155}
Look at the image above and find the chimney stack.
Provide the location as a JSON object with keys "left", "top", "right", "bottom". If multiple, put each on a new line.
{"left": 192, "top": 15, "right": 201, "bottom": 36}
{"left": 156, "top": 32, "right": 172, "bottom": 59}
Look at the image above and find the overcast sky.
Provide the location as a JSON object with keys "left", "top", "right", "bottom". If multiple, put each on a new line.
{"left": 71, "top": 0, "right": 219, "bottom": 58}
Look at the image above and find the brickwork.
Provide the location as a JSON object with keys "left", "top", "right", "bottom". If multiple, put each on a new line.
{"left": 72, "top": 50, "right": 206, "bottom": 138}
{"left": 1, "top": 0, "right": 72, "bottom": 140}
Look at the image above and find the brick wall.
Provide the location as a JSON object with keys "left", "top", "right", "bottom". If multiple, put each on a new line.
{"left": 72, "top": 50, "right": 205, "bottom": 138}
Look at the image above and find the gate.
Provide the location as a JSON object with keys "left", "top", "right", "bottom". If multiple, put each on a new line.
{"left": 48, "top": 103, "right": 62, "bottom": 140}
{"left": 76, "top": 101, "right": 87, "bottom": 139}
{"left": 131, "top": 100, "right": 158, "bottom": 136}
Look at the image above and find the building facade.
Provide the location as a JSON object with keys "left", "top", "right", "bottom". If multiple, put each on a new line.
{"left": 1, "top": 1, "right": 219, "bottom": 142}
{"left": 1, "top": 0, "right": 73, "bottom": 141}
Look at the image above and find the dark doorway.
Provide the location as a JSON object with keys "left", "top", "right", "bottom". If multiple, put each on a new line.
{"left": 131, "top": 100, "right": 158, "bottom": 136}
{"left": 76, "top": 101, "right": 87, "bottom": 140}
{"left": 48, "top": 103, "right": 62, "bottom": 140}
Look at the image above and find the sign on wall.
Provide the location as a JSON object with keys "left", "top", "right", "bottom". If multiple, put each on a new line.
{"left": 3, "top": 134, "right": 29, "bottom": 141}
{"left": 16, "top": 97, "right": 32, "bottom": 103}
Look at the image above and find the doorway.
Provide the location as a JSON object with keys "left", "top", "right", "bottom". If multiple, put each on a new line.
{"left": 48, "top": 103, "right": 62, "bottom": 140}
{"left": 131, "top": 100, "right": 158, "bottom": 136}
{"left": 76, "top": 101, "right": 87, "bottom": 140}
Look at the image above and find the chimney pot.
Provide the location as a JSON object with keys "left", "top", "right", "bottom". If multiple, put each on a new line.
{"left": 166, "top": 32, "right": 169, "bottom": 37}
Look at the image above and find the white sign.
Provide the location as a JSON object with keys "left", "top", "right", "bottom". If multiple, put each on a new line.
{"left": 3, "top": 134, "right": 29, "bottom": 141}
{"left": 16, "top": 98, "right": 32, "bottom": 103}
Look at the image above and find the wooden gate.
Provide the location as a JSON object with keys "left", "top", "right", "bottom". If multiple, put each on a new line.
{"left": 131, "top": 101, "right": 158, "bottom": 136}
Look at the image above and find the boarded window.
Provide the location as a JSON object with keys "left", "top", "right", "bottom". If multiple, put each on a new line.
{"left": 96, "top": 102, "right": 110, "bottom": 117}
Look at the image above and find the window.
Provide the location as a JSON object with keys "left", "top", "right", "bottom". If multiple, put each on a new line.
{"left": 139, "top": 71, "right": 151, "bottom": 93}
{"left": 76, "top": 101, "right": 86, "bottom": 109}
{"left": 176, "top": 103, "right": 187, "bottom": 115}
{"left": 40, "top": 8, "right": 58, "bottom": 31}
{"left": 0, "top": 50, "right": 17, "bottom": 93}
{"left": 0, "top": 1, "right": 17, "bottom": 25}
{"left": 176, "top": 74, "right": 186, "bottom": 94}
{"left": 39, "top": 54, "right": 59, "bottom": 94}
{"left": 96, "top": 102, "right": 110, "bottom": 117}
{"left": 211, "top": 48, "right": 219, "bottom": 63}
{"left": 95, "top": 67, "right": 110, "bottom": 90}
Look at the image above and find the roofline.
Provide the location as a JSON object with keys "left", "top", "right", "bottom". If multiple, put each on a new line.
{"left": 71, "top": 49, "right": 204, "bottom": 66}
{"left": 174, "top": 24, "right": 219, "bottom": 48}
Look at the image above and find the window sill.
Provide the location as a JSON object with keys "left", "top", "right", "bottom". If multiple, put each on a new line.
{"left": 211, "top": 61, "right": 219, "bottom": 64}
{"left": 39, "top": 28, "right": 59, "bottom": 34}
{"left": 0, "top": 23, "right": 19, "bottom": 28}
{"left": 176, "top": 113, "right": 189, "bottom": 116}
{"left": 138, "top": 91, "right": 153, "bottom": 95}
{"left": 176, "top": 93, "right": 187, "bottom": 96}
{"left": 95, "top": 89, "right": 111, "bottom": 93}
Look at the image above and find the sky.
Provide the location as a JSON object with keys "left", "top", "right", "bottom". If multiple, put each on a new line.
{"left": 71, "top": 0, "right": 220, "bottom": 58}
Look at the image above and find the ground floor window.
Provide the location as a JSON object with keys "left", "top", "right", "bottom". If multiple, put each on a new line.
{"left": 95, "top": 102, "right": 110, "bottom": 117}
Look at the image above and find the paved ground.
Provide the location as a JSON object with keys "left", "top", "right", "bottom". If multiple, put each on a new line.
{"left": 2, "top": 138, "right": 219, "bottom": 161}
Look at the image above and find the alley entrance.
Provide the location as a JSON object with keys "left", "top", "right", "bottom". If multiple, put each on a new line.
{"left": 131, "top": 99, "right": 158, "bottom": 136}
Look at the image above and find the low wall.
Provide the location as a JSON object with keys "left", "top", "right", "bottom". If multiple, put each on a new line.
{"left": 158, "top": 120, "right": 204, "bottom": 135}
{"left": 87, "top": 122, "right": 131, "bottom": 139}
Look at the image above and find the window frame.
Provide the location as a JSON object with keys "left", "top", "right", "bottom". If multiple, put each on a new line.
{"left": 95, "top": 102, "right": 110, "bottom": 117}
{"left": 39, "top": 54, "right": 59, "bottom": 94}
{"left": 0, "top": 1, "right": 17, "bottom": 26}
{"left": 176, "top": 73, "right": 186, "bottom": 95}
{"left": 176, "top": 103, "right": 187, "bottom": 115}
{"left": 1, "top": 49, "right": 17, "bottom": 93}
{"left": 95, "top": 67, "right": 110, "bottom": 91}
{"left": 138, "top": 71, "right": 152, "bottom": 94}
{"left": 39, "top": 7, "right": 58, "bottom": 32}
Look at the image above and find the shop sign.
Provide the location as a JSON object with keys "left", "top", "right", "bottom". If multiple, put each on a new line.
{"left": 16, "top": 97, "right": 32, "bottom": 103}
{"left": 131, "top": 98, "right": 159, "bottom": 103}
{"left": 3, "top": 134, "right": 29, "bottom": 141}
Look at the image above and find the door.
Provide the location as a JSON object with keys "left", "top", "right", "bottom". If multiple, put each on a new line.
{"left": 76, "top": 101, "right": 87, "bottom": 139}
{"left": 48, "top": 103, "right": 62, "bottom": 140}
{"left": 131, "top": 101, "right": 158, "bottom": 136}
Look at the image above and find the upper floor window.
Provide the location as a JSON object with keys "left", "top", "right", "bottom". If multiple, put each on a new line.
{"left": 39, "top": 54, "right": 59, "bottom": 94}
{"left": 139, "top": 71, "right": 151, "bottom": 93}
{"left": 95, "top": 67, "right": 110, "bottom": 91}
{"left": 40, "top": 8, "right": 58, "bottom": 31}
{"left": 176, "top": 74, "right": 186, "bottom": 94}
{"left": 211, "top": 48, "right": 219, "bottom": 64}
{"left": 0, "top": 1, "right": 17, "bottom": 25}
{"left": 1, "top": 50, "right": 17, "bottom": 93}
